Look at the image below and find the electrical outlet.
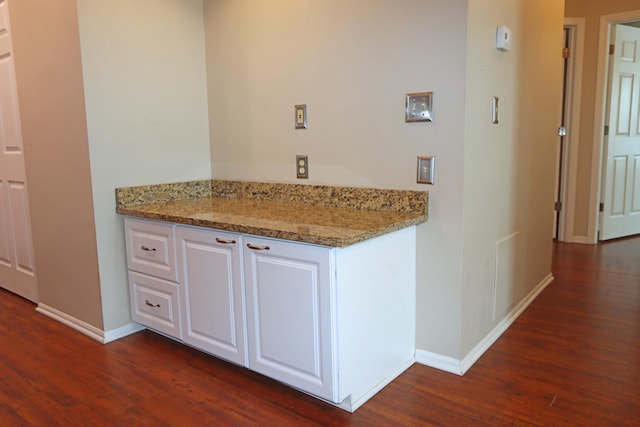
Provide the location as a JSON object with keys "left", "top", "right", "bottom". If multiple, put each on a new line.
{"left": 417, "top": 156, "right": 435, "bottom": 184}
{"left": 296, "top": 155, "right": 308, "bottom": 179}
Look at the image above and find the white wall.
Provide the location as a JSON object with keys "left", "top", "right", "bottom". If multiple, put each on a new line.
{"left": 461, "top": 0, "right": 564, "bottom": 356}
{"left": 204, "top": 0, "right": 469, "bottom": 359}
{"left": 77, "top": 0, "right": 212, "bottom": 331}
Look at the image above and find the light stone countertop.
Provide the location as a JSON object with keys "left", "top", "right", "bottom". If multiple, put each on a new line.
{"left": 116, "top": 180, "right": 428, "bottom": 247}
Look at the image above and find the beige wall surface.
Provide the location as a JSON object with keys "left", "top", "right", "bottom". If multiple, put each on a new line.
{"left": 204, "top": 0, "right": 563, "bottom": 361}
{"left": 9, "top": 0, "right": 104, "bottom": 328}
{"left": 77, "top": 0, "right": 211, "bottom": 331}
{"left": 203, "top": 0, "right": 469, "bottom": 358}
{"left": 564, "top": 0, "right": 640, "bottom": 238}
{"left": 7, "top": 0, "right": 564, "bottom": 365}
{"left": 462, "top": 0, "right": 564, "bottom": 356}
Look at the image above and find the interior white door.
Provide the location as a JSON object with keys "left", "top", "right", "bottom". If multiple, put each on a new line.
{"left": 600, "top": 24, "right": 640, "bottom": 241}
{"left": 0, "top": 0, "right": 37, "bottom": 301}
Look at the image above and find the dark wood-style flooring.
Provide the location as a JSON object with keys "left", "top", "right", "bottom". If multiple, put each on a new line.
{"left": 1, "top": 237, "right": 639, "bottom": 426}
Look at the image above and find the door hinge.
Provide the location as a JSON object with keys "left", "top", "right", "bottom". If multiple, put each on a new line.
{"left": 609, "top": 44, "right": 615, "bottom": 55}
{"left": 562, "top": 47, "right": 570, "bottom": 59}
{"left": 599, "top": 202, "right": 604, "bottom": 212}
{"left": 555, "top": 201, "right": 562, "bottom": 212}
{"left": 604, "top": 125, "right": 609, "bottom": 136}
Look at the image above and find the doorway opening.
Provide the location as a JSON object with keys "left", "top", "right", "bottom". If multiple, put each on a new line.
{"left": 590, "top": 10, "right": 640, "bottom": 243}
{"left": 555, "top": 18, "right": 584, "bottom": 242}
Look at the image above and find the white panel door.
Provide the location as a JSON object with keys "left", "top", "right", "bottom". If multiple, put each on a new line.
{"left": 600, "top": 24, "right": 640, "bottom": 240}
{"left": 0, "top": 0, "right": 37, "bottom": 301}
{"left": 243, "top": 237, "right": 336, "bottom": 402}
{"left": 176, "top": 226, "right": 247, "bottom": 366}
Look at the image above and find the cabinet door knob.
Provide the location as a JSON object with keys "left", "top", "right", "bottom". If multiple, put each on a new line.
{"left": 145, "top": 300, "right": 160, "bottom": 308}
{"left": 215, "top": 238, "right": 237, "bottom": 244}
{"left": 246, "top": 243, "right": 270, "bottom": 251}
{"left": 140, "top": 245, "right": 157, "bottom": 252}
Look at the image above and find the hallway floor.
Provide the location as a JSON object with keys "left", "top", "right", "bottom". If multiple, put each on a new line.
{"left": 0, "top": 237, "right": 638, "bottom": 426}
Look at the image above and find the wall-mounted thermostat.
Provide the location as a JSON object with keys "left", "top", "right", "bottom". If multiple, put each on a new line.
{"left": 496, "top": 26, "right": 512, "bottom": 52}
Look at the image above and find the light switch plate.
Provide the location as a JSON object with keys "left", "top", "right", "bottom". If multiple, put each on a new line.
{"left": 406, "top": 92, "right": 433, "bottom": 122}
{"left": 417, "top": 156, "right": 435, "bottom": 184}
{"left": 492, "top": 96, "right": 499, "bottom": 124}
{"left": 295, "top": 104, "right": 307, "bottom": 129}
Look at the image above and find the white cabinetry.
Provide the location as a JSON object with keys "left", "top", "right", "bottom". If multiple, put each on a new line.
{"left": 125, "top": 218, "right": 181, "bottom": 339}
{"left": 124, "top": 216, "right": 416, "bottom": 412}
{"left": 244, "top": 229, "right": 417, "bottom": 411}
{"left": 176, "top": 226, "right": 246, "bottom": 366}
{"left": 243, "top": 236, "right": 336, "bottom": 401}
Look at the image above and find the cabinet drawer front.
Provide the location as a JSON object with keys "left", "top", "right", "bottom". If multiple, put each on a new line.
{"left": 125, "top": 218, "right": 177, "bottom": 281}
{"left": 129, "top": 271, "right": 181, "bottom": 339}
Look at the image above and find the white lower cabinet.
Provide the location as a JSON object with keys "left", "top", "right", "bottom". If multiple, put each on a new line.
{"left": 243, "top": 236, "right": 336, "bottom": 402}
{"left": 124, "top": 217, "right": 416, "bottom": 412}
{"left": 176, "top": 226, "right": 247, "bottom": 366}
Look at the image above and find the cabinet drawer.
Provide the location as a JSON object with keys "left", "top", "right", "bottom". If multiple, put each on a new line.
{"left": 129, "top": 271, "right": 181, "bottom": 339}
{"left": 125, "top": 217, "right": 177, "bottom": 281}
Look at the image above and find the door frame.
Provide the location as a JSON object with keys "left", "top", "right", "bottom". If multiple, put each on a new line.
{"left": 557, "top": 18, "right": 585, "bottom": 242}
{"left": 588, "top": 9, "right": 640, "bottom": 243}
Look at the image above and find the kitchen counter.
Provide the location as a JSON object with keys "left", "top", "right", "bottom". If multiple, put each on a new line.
{"left": 115, "top": 180, "right": 428, "bottom": 247}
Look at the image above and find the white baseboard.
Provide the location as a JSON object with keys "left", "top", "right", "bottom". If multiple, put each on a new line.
{"left": 570, "top": 235, "right": 593, "bottom": 244}
{"left": 104, "top": 322, "right": 146, "bottom": 343}
{"left": 348, "top": 357, "right": 416, "bottom": 412}
{"left": 415, "top": 273, "right": 554, "bottom": 375}
{"left": 36, "top": 303, "right": 145, "bottom": 344}
{"left": 414, "top": 349, "right": 463, "bottom": 375}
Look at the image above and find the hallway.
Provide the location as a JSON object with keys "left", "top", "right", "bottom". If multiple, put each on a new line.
{"left": 0, "top": 237, "right": 638, "bottom": 426}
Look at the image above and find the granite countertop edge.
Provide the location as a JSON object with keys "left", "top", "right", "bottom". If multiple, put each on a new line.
{"left": 115, "top": 180, "right": 428, "bottom": 248}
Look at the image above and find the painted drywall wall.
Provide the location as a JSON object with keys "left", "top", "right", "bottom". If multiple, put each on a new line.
{"left": 564, "top": 0, "right": 640, "bottom": 239}
{"left": 9, "top": 0, "right": 562, "bottom": 367}
{"left": 9, "top": 0, "right": 104, "bottom": 328}
{"left": 461, "top": 0, "right": 564, "bottom": 357}
{"left": 203, "top": 0, "right": 469, "bottom": 358}
{"left": 76, "top": 0, "right": 211, "bottom": 331}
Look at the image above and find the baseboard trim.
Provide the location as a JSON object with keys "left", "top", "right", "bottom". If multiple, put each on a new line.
{"left": 414, "top": 350, "right": 463, "bottom": 375}
{"left": 104, "top": 322, "right": 146, "bottom": 343}
{"left": 416, "top": 273, "right": 554, "bottom": 375}
{"left": 348, "top": 357, "right": 416, "bottom": 412}
{"left": 571, "top": 235, "right": 592, "bottom": 244}
{"left": 36, "top": 303, "right": 145, "bottom": 344}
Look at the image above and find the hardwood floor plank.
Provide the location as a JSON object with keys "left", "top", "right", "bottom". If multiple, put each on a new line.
{"left": 0, "top": 236, "right": 638, "bottom": 426}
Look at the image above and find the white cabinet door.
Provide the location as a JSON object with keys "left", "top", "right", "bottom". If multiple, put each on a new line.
{"left": 243, "top": 236, "right": 337, "bottom": 402}
{"left": 176, "top": 226, "right": 247, "bottom": 366}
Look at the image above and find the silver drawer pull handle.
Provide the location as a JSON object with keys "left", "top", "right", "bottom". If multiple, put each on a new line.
{"left": 246, "top": 243, "right": 270, "bottom": 251}
{"left": 140, "top": 245, "right": 157, "bottom": 252}
{"left": 145, "top": 300, "right": 160, "bottom": 308}
{"left": 216, "top": 238, "right": 237, "bottom": 244}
